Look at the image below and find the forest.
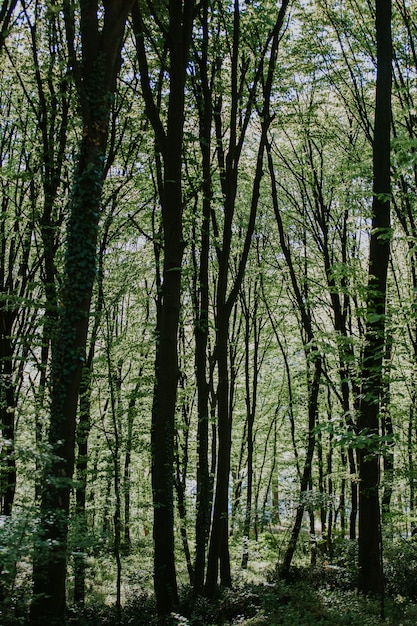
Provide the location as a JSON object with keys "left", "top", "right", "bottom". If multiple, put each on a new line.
{"left": 1, "top": 0, "right": 417, "bottom": 624}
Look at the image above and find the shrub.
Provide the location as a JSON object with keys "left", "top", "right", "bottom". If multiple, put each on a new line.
{"left": 383, "top": 538, "right": 417, "bottom": 599}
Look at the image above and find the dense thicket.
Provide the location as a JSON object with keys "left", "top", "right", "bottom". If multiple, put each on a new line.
{"left": 1, "top": 0, "right": 416, "bottom": 623}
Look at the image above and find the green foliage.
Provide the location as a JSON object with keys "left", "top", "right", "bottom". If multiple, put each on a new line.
{"left": 384, "top": 538, "right": 417, "bottom": 599}
{"left": 260, "top": 578, "right": 415, "bottom": 625}
{"left": 1, "top": 0, "right": 417, "bottom": 622}
{"left": 0, "top": 510, "right": 35, "bottom": 624}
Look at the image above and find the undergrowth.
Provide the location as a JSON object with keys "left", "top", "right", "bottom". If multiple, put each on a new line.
{"left": 2, "top": 535, "right": 417, "bottom": 624}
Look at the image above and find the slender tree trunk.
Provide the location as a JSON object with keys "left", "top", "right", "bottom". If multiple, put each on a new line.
{"left": 205, "top": 310, "right": 232, "bottom": 594}
{"left": 0, "top": 318, "right": 16, "bottom": 516}
{"left": 174, "top": 359, "right": 194, "bottom": 583}
{"left": 267, "top": 135, "right": 323, "bottom": 576}
{"left": 74, "top": 225, "right": 109, "bottom": 604}
{"left": 123, "top": 381, "right": 141, "bottom": 552}
{"left": 205, "top": 4, "right": 289, "bottom": 593}
{"left": 326, "top": 389, "right": 334, "bottom": 554}
{"left": 381, "top": 333, "right": 394, "bottom": 518}
{"left": 192, "top": 3, "right": 213, "bottom": 585}
{"left": 280, "top": 357, "right": 322, "bottom": 577}
{"left": 317, "top": 431, "right": 326, "bottom": 537}
{"left": 132, "top": 2, "right": 195, "bottom": 615}
{"left": 408, "top": 405, "right": 416, "bottom": 514}
{"left": 106, "top": 339, "right": 123, "bottom": 624}
{"left": 339, "top": 449, "right": 347, "bottom": 537}
{"left": 357, "top": 0, "right": 391, "bottom": 599}
{"left": 73, "top": 368, "right": 91, "bottom": 607}
{"left": 254, "top": 404, "right": 278, "bottom": 537}
{"left": 174, "top": 432, "right": 194, "bottom": 583}
{"left": 241, "top": 294, "right": 260, "bottom": 569}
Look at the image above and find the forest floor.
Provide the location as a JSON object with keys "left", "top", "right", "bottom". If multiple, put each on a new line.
{"left": 4, "top": 535, "right": 417, "bottom": 624}
{"left": 67, "top": 572, "right": 417, "bottom": 626}
{"left": 67, "top": 532, "right": 417, "bottom": 625}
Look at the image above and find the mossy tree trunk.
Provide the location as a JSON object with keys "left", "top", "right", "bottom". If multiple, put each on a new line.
{"left": 30, "top": 2, "right": 132, "bottom": 623}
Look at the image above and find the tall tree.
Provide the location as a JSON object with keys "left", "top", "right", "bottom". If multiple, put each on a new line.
{"left": 267, "top": 138, "right": 323, "bottom": 576}
{"left": 205, "top": 0, "right": 290, "bottom": 595}
{"left": 132, "top": 0, "right": 195, "bottom": 615}
{"left": 357, "top": 0, "right": 392, "bottom": 598}
{"left": 30, "top": 2, "right": 133, "bottom": 622}
{"left": 0, "top": 100, "right": 35, "bottom": 517}
{"left": 190, "top": 0, "right": 215, "bottom": 593}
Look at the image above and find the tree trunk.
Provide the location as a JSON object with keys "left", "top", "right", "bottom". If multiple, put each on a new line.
{"left": 132, "top": 1, "right": 195, "bottom": 615}
{"left": 0, "top": 315, "right": 16, "bottom": 516}
{"left": 357, "top": 0, "right": 391, "bottom": 599}
{"left": 30, "top": 3, "right": 132, "bottom": 622}
{"left": 241, "top": 292, "right": 260, "bottom": 569}
{"left": 192, "top": 1, "right": 213, "bottom": 594}
{"left": 73, "top": 368, "right": 91, "bottom": 607}
{"left": 205, "top": 3, "right": 289, "bottom": 593}
{"left": 280, "top": 357, "right": 322, "bottom": 577}
{"left": 31, "top": 128, "right": 110, "bottom": 626}
{"left": 123, "top": 381, "right": 141, "bottom": 552}
{"left": 381, "top": 333, "right": 394, "bottom": 518}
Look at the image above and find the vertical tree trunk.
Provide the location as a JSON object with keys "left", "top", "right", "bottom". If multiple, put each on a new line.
{"left": 106, "top": 335, "right": 123, "bottom": 623}
{"left": 357, "top": 0, "right": 392, "bottom": 598}
{"left": 132, "top": 1, "right": 195, "bottom": 615}
{"left": 30, "top": 3, "right": 132, "bottom": 622}
{"left": 123, "top": 381, "right": 141, "bottom": 552}
{"left": 326, "top": 389, "right": 334, "bottom": 553}
{"left": 280, "top": 357, "right": 322, "bottom": 577}
{"left": 74, "top": 227, "right": 110, "bottom": 603}
{"left": 381, "top": 333, "right": 394, "bottom": 518}
{"left": 205, "top": 3, "right": 289, "bottom": 595}
{"left": 191, "top": 2, "right": 213, "bottom": 594}
{"left": 0, "top": 317, "right": 16, "bottom": 516}
{"left": 241, "top": 292, "right": 260, "bottom": 569}
{"left": 267, "top": 136, "right": 323, "bottom": 576}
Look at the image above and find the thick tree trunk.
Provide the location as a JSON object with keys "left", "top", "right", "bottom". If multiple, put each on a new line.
{"left": 31, "top": 132, "right": 108, "bottom": 626}
{"left": 357, "top": 0, "right": 391, "bottom": 598}
{"left": 151, "top": 161, "right": 183, "bottom": 615}
{"left": 30, "top": 4, "right": 132, "bottom": 622}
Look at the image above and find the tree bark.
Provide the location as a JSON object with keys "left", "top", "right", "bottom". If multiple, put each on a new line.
{"left": 191, "top": 1, "right": 214, "bottom": 592}
{"left": 30, "top": 2, "right": 132, "bottom": 622}
{"left": 357, "top": 0, "right": 392, "bottom": 599}
{"left": 205, "top": 1, "right": 289, "bottom": 595}
{"left": 132, "top": 1, "right": 195, "bottom": 615}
